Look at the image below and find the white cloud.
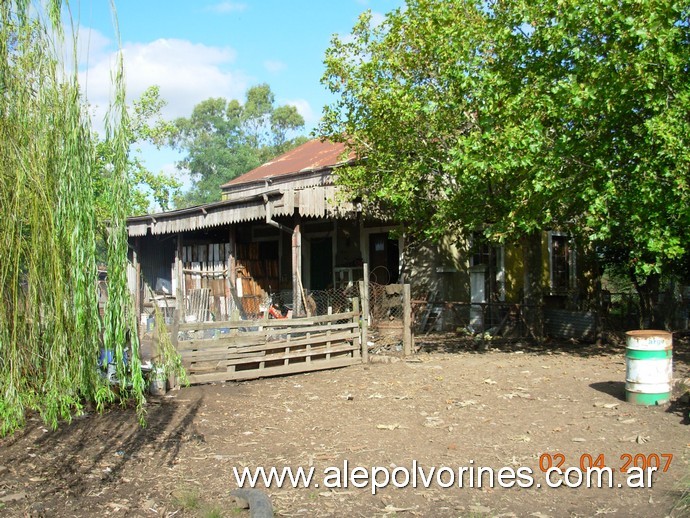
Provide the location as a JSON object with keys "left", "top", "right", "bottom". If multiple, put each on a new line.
{"left": 79, "top": 31, "right": 250, "bottom": 131}
{"left": 264, "top": 60, "right": 287, "bottom": 73}
{"left": 77, "top": 25, "right": 112, "bottom": 67}
{"left": 286, "top": 99, "right": 318, "bottom": 130}
{"left": 206, "top": 2, "right": 248, "bottom": 13}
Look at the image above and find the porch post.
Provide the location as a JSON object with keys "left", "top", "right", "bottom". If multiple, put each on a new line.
{"left": 175, "top": 234, "right": 185, "bottom": 322}
{"left": 292, "top": 213, "right": 304, "bottom": 317}
{"left": 226, "top": 226, "right": 237, "bottom": 319}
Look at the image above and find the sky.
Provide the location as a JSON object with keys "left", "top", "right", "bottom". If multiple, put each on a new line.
{"left": 77, "top": 0, "right": 403, "bottom": 192}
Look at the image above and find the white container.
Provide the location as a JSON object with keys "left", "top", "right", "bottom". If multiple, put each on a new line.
{"left": 625, "top": 330, "right": 673, "bottom": 405}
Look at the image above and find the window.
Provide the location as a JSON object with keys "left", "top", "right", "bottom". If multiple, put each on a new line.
{"left": 549, "top": 232, "right": 575, "bottom": 293}
{"left": 469, "top": 233, "right": 505, "bottom": 302}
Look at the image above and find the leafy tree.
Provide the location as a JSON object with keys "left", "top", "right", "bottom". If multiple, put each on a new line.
{"left": 320, "top": 0, "right": 690, "bottom": 326}
{"left": 173, "top": 84, "right": 307, "bottom": 206}
{"left": 94, "top": 85, "right": 181, "bottom": 224}
{"left": 0, "top": 1, "right": 165, "bottom": 434}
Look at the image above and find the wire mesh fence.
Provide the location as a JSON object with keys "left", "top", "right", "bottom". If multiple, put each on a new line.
{"left": 366, "top": 281, "right": 407, "bottom": 352}
{"left": 257, "top": 287, "right": 359, "bottom": 320}
{"left": 603, "top": 292, "right": 640, "bottom": 331}
{"left": 411, "top": 301, "right": 532, "bottom": 340}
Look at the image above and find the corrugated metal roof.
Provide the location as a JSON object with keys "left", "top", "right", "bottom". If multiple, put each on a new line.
{"left": 221, "top": 139, "right": 353, "bottom": 189}
{"left": 126, "top": 139, "right": 362, "bottom": 238}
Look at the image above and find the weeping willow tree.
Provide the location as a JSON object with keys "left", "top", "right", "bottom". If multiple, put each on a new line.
{"left": 0, "top": 1, "right": 147, "bottom": 435}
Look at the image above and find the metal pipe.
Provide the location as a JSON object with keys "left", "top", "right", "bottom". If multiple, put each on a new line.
{"left": 263, "top": 194, "right": 293, "bottom": 234}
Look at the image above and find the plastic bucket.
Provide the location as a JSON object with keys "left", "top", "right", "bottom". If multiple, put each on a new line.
{"left": 149, "top": 367, "right": 167, "bottom": 396}
{"left": 625, "top": 330, "right": 673, "bottom": 405}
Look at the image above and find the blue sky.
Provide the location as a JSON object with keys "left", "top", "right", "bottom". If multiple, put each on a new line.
{"left": 77, "top": 0, "right": 402, "bottom": 193}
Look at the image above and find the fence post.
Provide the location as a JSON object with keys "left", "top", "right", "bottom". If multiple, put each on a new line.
{"left": 403, "top": 283, "right": 412, "bottom": 356}
{"left": 363, "top": 262, "right": 370, "bottom": 327}
{"left": 169, "top": 308, "right": 180, "bottom": 389}
{"left": 358, "top": 281, "right": 369, "bottom": 363}
{"left": 352, "top": 297, "right": 362, "bottom": 361}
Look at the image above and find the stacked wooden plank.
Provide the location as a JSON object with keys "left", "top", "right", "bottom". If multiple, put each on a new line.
{"left": 182, "top": 243, "right": 231, "bottom": 320}
{"left": 175, "top": 311, "right": 362, "bottom": 384}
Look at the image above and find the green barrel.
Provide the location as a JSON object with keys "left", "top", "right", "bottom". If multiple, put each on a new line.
{"left": 625, "top": 330, "right": 673, "bottom": 405}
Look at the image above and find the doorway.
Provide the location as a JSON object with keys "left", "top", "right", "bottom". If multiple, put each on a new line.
{"left": 309, "top": 237, "right": 333, "bottom": 290}
{"left": 368, "top": 232, "right": 399, "bottom": 285}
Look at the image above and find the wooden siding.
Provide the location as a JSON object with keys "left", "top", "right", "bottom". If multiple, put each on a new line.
{"left": 181, "top": 243, "right": 232, "bottom": 321}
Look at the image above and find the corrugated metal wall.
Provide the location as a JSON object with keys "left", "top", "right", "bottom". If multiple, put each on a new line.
{"left": 139, "top": 236, "right": 176, "bottom": 295}
{"left": 544, "top": 308, "right": 597, "bottom": 341}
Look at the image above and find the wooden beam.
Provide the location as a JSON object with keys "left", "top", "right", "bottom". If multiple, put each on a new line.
{"left": 177, "top": 310, "right": 358, "bottom": 331}
{"left": 292, "top": 213, "right": 304, "bottom": 317}
{"left": 188, "top": 356, "right": 359, "bottom": 384}
{"left": 403, "top": 283, "right": 413, "bottom": 356}
{"left": 359, "top": 277, "right": 369, "bottom": 364}
{"left": 175, "top": 234, "right": 185, "bottom": 322}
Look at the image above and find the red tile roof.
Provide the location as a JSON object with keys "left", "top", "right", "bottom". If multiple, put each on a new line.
{"left": 221, "top": 139, "right": 353, "bottom": 188}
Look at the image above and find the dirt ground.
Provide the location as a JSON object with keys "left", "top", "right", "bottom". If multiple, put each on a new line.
{"left": 2, "top": 334, "right": 690, "bottom": 517}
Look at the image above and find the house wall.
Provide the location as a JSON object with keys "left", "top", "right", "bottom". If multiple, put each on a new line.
{"left": 138, "top": 235, "right": 176, "bottom": 297}
{"left": 404, "top": 236, "right": 470, "bottom": 302}
{"left": 504, "top": 244, "right": 524, "bottom": 303}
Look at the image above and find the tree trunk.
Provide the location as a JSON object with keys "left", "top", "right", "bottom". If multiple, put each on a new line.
{"left": 630, "top": 269, "right": 660, "bottom": 329}
{"left": 522, "top": 232, "right": 544, "bottom": 340}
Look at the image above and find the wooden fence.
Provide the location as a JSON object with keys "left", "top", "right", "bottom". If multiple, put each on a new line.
{"left": 173, "top": 305, "right": 362, "bottom": 384}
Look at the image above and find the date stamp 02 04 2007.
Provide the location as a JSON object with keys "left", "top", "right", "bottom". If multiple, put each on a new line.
{"left": 538, "top": 452, "right": 673, "bottom": 473}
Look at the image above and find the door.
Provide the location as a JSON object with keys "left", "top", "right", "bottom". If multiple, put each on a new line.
{"left": 368, "top": 232, "right": 399, "bottom": 285}
{"left": 469, "top": 264, "right": 487, "bottom": 330}
{"left": 310, "top": 237, "right": 333, "bottom": 290}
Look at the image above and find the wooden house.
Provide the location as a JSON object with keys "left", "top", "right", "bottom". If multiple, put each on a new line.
{"left": 126, "top": 139, "right": 405, "bottom": 330}
{"left": 127, "top": 138, "right": 597, "bottom": 344}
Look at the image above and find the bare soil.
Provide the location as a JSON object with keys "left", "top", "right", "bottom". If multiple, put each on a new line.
{"left": 2, "top": 335, "right": 690, "bottom": 517}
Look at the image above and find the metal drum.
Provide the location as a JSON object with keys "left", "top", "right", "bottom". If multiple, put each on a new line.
{"left": 625, "top": 330, "right": 673, "bottom": 405}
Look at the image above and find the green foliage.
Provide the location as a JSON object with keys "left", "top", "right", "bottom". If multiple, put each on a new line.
{"left": 152, "top": 300, "right": 189, "bottom": 387}
{"left": 173, "top": 84, "right": 307, "bottom": 206}
{"left": 0, "top": 1, "right": 154, "bottom": 434}
{"left": 320, "top": 0, "right": 690, "bottom": 283}
{"left": 100, "top": 41, "right": 147, "bottom": 423}
{"left": 93, "top": 86, "right": 181, "bottom": 226}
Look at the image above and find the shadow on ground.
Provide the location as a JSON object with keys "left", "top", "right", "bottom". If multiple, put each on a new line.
{"left": 589, "top": 380, "right": 626, "bottom": 401}
{"left": 0, "top": 393, "right": 204, "bottom": 499}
